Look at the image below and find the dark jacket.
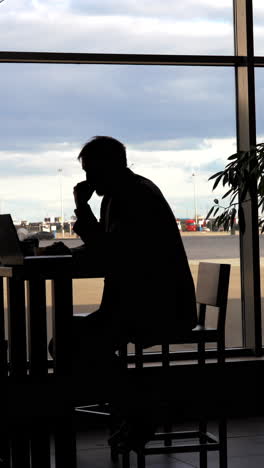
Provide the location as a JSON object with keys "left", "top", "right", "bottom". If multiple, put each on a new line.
{"left": 73, "top": 168, "right": 197, "bottom": 340}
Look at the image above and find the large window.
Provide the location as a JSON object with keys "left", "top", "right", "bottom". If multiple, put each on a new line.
{"left": 0, "top": 64, "right": 235, "bottom": 220}
{"left": 0, "top": 0, "right": 262, "bottom": 355}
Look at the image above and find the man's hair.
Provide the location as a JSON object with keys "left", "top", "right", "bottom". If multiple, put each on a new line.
{"left": 78, "top": 136, "right": 127, "bottom": 168}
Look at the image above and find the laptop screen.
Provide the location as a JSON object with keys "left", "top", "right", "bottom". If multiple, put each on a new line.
{"left": 0, "top": 214, "right": 24, "bottom": 265}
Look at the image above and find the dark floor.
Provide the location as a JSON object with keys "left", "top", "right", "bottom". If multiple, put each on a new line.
{"left": 51, "top": 416, "right": 264, "bottom": 467}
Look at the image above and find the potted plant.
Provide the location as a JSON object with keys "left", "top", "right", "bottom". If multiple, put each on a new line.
{"left": 206, "top": 143, "right": 264, "bottom": 233}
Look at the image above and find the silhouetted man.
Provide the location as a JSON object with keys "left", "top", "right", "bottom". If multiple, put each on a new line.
{"left": 71, "top": 136, "right": 197, "bottom": 376}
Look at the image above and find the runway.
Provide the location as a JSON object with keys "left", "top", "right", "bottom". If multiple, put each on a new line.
{"left": 40, "top": 232, "right": 264, "bottom": 260}
{"left": 39, "top": 232, "right": 264, "bottom": 349}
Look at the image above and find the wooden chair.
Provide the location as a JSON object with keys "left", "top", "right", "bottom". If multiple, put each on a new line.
{"left": 110, "top": 261, "right": 231, "bottom": 468}
{"left": 76, "top": 262, "right": 231, "bottom": 468}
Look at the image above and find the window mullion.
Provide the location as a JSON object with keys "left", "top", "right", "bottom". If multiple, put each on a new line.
{"left": 233, "top": 0, "right": 262, "bottom": 355}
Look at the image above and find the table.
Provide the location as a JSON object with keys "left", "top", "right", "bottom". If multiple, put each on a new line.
{"left": 0, "top": 255, "right": 104, "bottom": 468}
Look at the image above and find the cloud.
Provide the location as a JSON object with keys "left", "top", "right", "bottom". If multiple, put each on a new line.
{"left": 127, "top": 136, "right": 236, "bottom": 217}
{"left": 0, "top": 0, "right": 234, "bottom": 54}
{"left": 2, "top": 0, "right": 233, "bottom": 20}
{"left": 253, "top": 1, "right": 264, "bottom": 26}
{"left": 256, "top": 72, "right": 264, "bottom": 136}
{"left": 69, "top": 0, "right": 232, "bottom": 21}
{"left": 0, "top": 136, "right": 235, "bottom": 220}
{"left": 0, "top": 64, "right": 236, "bottom": 153}
{"left": 0, "top": 143, "right": 80, "bottom": 176}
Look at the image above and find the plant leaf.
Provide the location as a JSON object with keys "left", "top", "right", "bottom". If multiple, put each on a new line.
{"left": 206, "top": 206, "right": 214, "bottom": 219}
{"left": 230, "top": 208, "right": 237, "bottom": 228}
{"left": 222, "top": 188, "right": 234, "bottom": 199}
{"left": 223, "top": 216, "right": 230, "bottom": 231}
{"left": 208, "top": 171, "right": 223, "bottom": 181}
{"left": 230, "top": 191, "right": 238, "bottom": 205}
{"left": 212, "top": 174, "right": 223, "bottom": 191}
{"left": 213, "top": 207, "right": 220, "bottom": 216}
{"left": 227, "top": 153, "right": 239, "bottom": 160}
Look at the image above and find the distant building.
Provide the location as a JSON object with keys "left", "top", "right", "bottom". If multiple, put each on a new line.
{"left": 44, "top": 216, "right": 55, "bottom": 223}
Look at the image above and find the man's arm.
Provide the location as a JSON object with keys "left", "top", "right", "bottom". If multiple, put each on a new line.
{"left": 73, "top": 204, "right": 103, "bottom": 244}
{"left": 72, "top": 180, "right": 103, "bottom": 244}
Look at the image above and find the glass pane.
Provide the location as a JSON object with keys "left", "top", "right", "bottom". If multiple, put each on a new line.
{"left": 253, "top": 0, "right": 264, "bottom": 56}
{"left": 0, "top": 0, "right": 234, "bottom": 55}
{"left": 255, "top": 67, "right": 264, "bottom": 345}
{"left": 0, "top": 63, "right": 241, "bottom": 349}
{"left": 256, "top": 68, "right": 264, "bottom": 140}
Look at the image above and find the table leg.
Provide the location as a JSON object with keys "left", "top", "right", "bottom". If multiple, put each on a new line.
{"left": 51, "top": 276, "right": 73, "bottom": 377}
{"left": 51, "top": 274, "right": 77, "bottom": 468}
{"left": 7, "top": 278, "right": 27, "bottom": 377}
{"left": 27, "top": 278, "right": 48, "bottom": 377}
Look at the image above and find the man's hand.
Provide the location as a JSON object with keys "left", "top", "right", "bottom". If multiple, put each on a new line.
{"left": 73, "top": 181, "right": 95, "bottom": 209}
{"left": 36, "top": 242, "right": 71, "bottom": 256}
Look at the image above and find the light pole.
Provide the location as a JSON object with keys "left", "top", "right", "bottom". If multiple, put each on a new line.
{"left": 58, "top": 168, "right": 64, "bottom": 238}
{"left": 192, "top": 172, "right": 198, "bottom": 226}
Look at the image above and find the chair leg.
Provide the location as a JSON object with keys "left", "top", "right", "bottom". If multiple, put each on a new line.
{"left": 0, "top": 431, "right": 10, "bottom": 467}
{"left": 10, "top": 428, "right": 31, "bottom": 468}
{"left": 110, "top": 444, "right": 119, "bottom": 463}
{"left": 199, "top": 418, "right": 207, "bottom": 468}
{"left": 137, "top": 450, "right": 146, "bottom": 468}
{"left": 219, "top": 417, "right": 228, "bottom": 468}
{"left": 164, "top": 421, "right": 172, "bottom": 446}
{"left": 122, "top": 451, "right": 130, "bottom": 468}
{"left": 163, "top": 403, "right": 172, "bottom": 446}
{"left": 54, "top": 416, "right": 77, "bottom": 468}
{"left": 30, "top": 423, "right": 51, "bottom": 468}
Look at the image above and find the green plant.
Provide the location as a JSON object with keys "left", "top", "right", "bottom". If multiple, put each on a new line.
{"left": 206, "top": 143, "right": 264, "bottom": 233}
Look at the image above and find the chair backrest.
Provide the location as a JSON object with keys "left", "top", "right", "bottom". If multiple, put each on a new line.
{"left": 196, "top": 262, "right": 231, "bottom": 332}
{"left": 118, "top": 262, "right": 231, "bottom": 368}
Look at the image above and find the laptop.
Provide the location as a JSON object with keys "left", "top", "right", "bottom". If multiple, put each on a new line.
{"left": 0, "top": 214, "right": 28, "bottom": 265}
{"left": 0, "top": 214, "right": 73, "bottom": 267}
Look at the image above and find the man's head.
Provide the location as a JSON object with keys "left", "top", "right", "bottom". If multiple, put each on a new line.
{"left": 78, "top": 136, "right": 127, "bottom": 195}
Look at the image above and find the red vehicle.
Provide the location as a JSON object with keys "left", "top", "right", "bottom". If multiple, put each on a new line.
{"left": 185, "top": 219, "right": 197, "bottom": 231}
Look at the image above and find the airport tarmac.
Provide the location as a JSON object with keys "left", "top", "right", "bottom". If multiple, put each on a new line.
{"left": 40, "top": 232, "right": 264, "bottom": 260}
{"left": 40, "top": 233, "right": 264, "bottom": 349}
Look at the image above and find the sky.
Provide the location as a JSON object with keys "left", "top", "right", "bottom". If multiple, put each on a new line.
{"left": 0, "top": 0, "right": 264, "bottom": 222}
